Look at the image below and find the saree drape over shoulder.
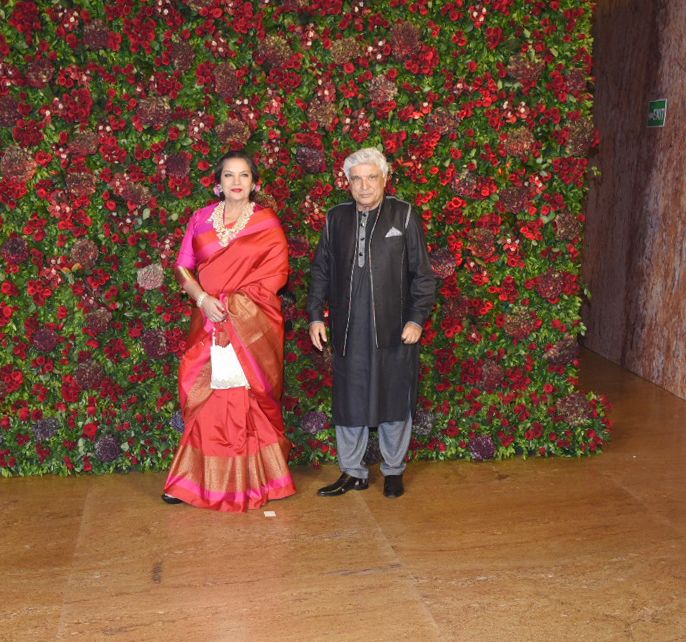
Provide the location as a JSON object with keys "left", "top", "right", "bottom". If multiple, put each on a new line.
{"left": 164, "top": 202, "right": 296, "bottom": 512}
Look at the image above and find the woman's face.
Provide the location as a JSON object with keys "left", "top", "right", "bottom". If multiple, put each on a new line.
{"left": 219, "top": 158, "right": 254, "bottom": 204}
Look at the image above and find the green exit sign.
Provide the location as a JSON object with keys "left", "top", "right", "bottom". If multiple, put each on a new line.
{"left": 648, "top": 99, "right": 668, "bottom": 127}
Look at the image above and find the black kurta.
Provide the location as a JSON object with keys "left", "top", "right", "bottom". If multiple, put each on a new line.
{"left": 332, "top": 207, "right": 418, "bottom": 427}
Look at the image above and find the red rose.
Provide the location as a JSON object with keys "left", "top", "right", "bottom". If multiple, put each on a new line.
{"left": 61, "top": 375, "right": 81, "bottom": 403}
{"left": 82, "top": 422, "right": 98, "bottom": 440}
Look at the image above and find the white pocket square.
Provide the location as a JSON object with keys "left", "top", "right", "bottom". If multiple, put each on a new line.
{"left": 385, "top": 227, "right": 403, "bottom": 238}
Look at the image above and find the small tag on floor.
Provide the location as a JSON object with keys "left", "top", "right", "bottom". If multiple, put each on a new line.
{"left": 263, "top": 510, "right": 276, "bottom": 518}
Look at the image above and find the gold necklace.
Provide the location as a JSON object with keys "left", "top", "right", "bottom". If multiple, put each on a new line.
{"left": 210, "top": 201, "right": 254, "bottom": 246}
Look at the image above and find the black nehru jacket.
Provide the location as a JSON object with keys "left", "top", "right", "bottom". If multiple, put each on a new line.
{"left": 308, "top": 195, "right": 436, "bottom": 356}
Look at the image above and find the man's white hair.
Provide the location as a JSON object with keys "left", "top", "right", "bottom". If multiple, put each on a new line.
{"left": 343, "top": 148, "right": 389, "bottom": 180}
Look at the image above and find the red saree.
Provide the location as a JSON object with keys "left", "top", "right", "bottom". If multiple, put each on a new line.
{"left": 164, "top": 203, "right": 296, "bottom": 512}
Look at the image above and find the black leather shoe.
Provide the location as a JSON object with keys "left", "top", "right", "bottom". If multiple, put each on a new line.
{"left": 317, "top": 473, "right": 369, "bottom": 496}
{"left": 161, "top": 493, "right": 183, "bottom": 504}
{"left": 383, "top": 475, "right": 404, "bottom": 498}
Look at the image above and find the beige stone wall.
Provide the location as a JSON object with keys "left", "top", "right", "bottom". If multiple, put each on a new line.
{"left": 583, "top": 0, "right": 686, "bottom": 398}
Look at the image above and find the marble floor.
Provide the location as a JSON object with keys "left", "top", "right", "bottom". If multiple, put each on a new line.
{"left": 1, "top": 350, "right": 684, "bottom": 642}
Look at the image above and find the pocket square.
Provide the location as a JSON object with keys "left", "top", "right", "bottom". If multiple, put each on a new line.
{"left": 385, "top": 227, "right": 403, "bottom": 238}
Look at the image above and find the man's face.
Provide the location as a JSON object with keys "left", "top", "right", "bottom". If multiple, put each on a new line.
{"left": 348, "top": 163, "right": 386, "bottom": 211}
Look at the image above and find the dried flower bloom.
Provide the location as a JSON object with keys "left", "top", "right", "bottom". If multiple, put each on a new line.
{"left": 258, "top": 34, "right": 292, "bottom": 67}
{"left": 555, "top": 392, "right": 593, "bottom": 425}
{"left": 111, "top": 173, "right": 152, "bottom": 206}
{"left": 75, "top": 360, "right": 105, "bottom": 390}
{"left": 0, "top": 145, "right": 37, "bottom": 182}
{"left": 330, "top": 37, "right": 362, "bottom": 65}
{"left": 554, "top": 209, "right": 582, "bottom": 241}
{"left": 503, "top": 308, "right": 539, "bottom": 340}
{"left": 301, "top": 411, "right": 327, "bottom": 435}
{"left": 451, "top": 170, "right": 480, "bottom": 199}
{"left": 136, "top": 96, "right": 172, "bottom": 128}
{"left": 430, "top": 247, "right": 457, "bottom": 279}
{"left": 214, "top": 62, "right": 242, "bottom": 101}
{"left": 566, "top": 68, "right": 588, "bottom": 96}
{"left": 536, "top": 269, "right": 565, "bottom": 301}
{"left": 66, "top": 172, "right": 98, "bottom": 198}
{"left": 544, "top": 337, "right": 579, "bottom": 366}
{"left": 466, "top": 228, "right": 496, "bottom": 260}
{"left": 141, "top": 329, "right": 168, "bottom": 359}
{"left": 165, "top": 153, "right": 191, "bottom": 178}
{"left": 137, "top": 263, "right": 164, "bottom": 290}
{"left": 426, "top": 107, "right": 460, "bottom": 135}
{"left": 506, "top": 53, "right": 545, "bottom": 87}
{"left": 0, "top": 94, "right": 19, "bottom": 127}
{"left": 68, "top": 130, "right": 99, "bottom": 157}
{"left": 33, "top": 327, "right": 60, "bottom": 353}
{"left": 368, "top": 75, "right": 398, "bottom": 104}
{"left": 391, "top": 21, "right": 422, "bottom": 60}
{"left": 307, "top": 100, "right": 337, "bottom": 130}
{"left": 215, "top": 118, "right": 250, "bottom": 149}
{"left": 169, "top": 41, "right": 195, "bottom": 73}
{"left": 83, "top": 20, "right": 111, "bottom": 50}
{"left": 296, "top": 146, "right": 326, "bottom": 174}
{"left": 86, "top": 308, "right": 113, "bottom": 335}
{"left": 32, "top": 418, "right": 60, "bottom": 441}
{"left": 26, "top": 57, "right": 54, "bottom": 89}
{"left": 2, "top": 236, "right": 29, "bottom": 265}
{"left": 413, "top": 409, "right": 435, "bottom": 437}
{"left": 503, "top": 126, "right": 536, "bottom": 158}
{"left": 481, "top": 359, "right": 505, "bottom": 392}
{"left": 469, "top": 434, "right": 496, "bottom": 461}
{"left": 95, "top": 434, "right": 120, "bottom": 462}
{"left": 499, "top": 185, "right": 530, "bottom": 212}
{"left": 70, "top": 239, "right": 99, "bottom": 269}
{"left": 442, "top": 295, "right": 470, "bottom": 323}
{"left": 566, "top": 117, "right": 595, "bottom": 157}
{"left": 253, "top": 191, "right": 278, "bottom": 210}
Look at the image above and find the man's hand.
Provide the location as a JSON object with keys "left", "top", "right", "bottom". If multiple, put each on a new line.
{"left": 309, "top": 321, "right": 328, "bottom": 351}
{"left": 401, "top": 322, "right": 422, "bottom": 344}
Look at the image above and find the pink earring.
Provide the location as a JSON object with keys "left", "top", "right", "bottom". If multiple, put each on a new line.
{"left": 213, "top": 184, "right": 223, "bottom": 197}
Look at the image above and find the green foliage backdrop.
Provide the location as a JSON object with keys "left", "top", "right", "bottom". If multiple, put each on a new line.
{"left": 0, "top": 0, "right": 610, "bottom": 476}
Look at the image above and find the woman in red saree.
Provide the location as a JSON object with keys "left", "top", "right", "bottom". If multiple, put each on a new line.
{"left": 162, "top": 151, "right": 296, "bottom": 512}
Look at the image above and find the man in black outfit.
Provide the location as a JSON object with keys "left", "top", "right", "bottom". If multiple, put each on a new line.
{"left": 308, "top": 147, "right": 435, "bottom": 498}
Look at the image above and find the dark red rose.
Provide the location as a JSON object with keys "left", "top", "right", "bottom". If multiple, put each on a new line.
{"left": 61, "top": 375, "right": 81, "bottom": 403}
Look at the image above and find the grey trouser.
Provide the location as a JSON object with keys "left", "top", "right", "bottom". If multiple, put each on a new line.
{"left": 335, "top": 413, "right": 412, "bottom": 478}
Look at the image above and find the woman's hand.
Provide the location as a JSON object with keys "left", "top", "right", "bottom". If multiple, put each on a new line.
{"left": 200, "top": 296, "right": 227, "bottom": 323}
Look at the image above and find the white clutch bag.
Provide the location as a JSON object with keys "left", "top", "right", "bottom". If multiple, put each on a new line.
{"left": 210, "top": 331, "right": 250, "bottom": 389}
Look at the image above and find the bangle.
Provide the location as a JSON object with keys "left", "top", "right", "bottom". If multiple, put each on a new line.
{"left": 196, "top": 292, "right": 208, "bottom": 308}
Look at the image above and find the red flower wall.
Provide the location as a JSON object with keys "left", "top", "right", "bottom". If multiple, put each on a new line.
{"left": 0, "top": 0, "right": 609, "bottom": 475}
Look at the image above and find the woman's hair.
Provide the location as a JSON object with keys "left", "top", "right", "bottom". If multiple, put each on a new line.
{"left": 342, "top": 148, "right": 389, "bottom": 180}
{"left": 213, "top": 150, "right": 260, "bottom": 186}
